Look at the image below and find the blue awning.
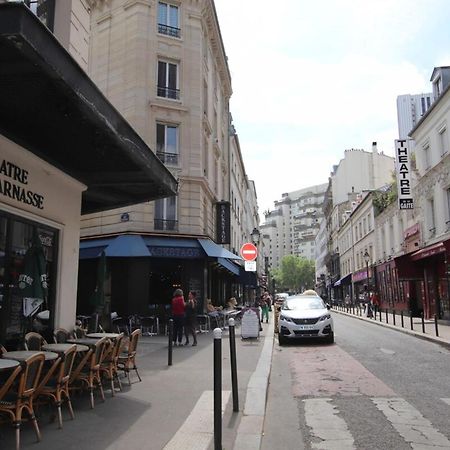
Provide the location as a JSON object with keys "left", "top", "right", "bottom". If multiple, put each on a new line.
{"left": 198, "top": 239, "right": 241, "bottom": 260}
{"left": 143, "top": 237, "right": 203, "bottom": 259}
{"left": 79, "top": 235, "right": 151, "bottom": 258}
{"left": 334, "top": 273, "right": 352, "bottom": 287}
{"left": 217, "top": 258, "right": 240, "bottom": 275}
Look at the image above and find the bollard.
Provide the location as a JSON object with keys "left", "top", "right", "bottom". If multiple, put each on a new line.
{"left": 168, "top": 319, "right": 173, "bottom": 366}
{"left": 228, "top": 318, "right": 239, "bottom": 412}
{"left": 379, "top": 307, "right": 382, "bottom": 322}
{"left": 401, "top": 310, "right": 404, "bottom": 328}
{"left": 213, "top": 328, "right": 222, "bottom": 450}
{"left": 393, "top": 310, "right": 396, "bottom": 326}
{"left": 386, "top": 309, "right": 389, "bottom": 324}
{"left": 421, "top": 312, "right": 425, "bottom": 333}
{"left": 435, "top": 314, "right": 439, "bottom": 337}
{"left": 410, "top": 311, "right": 413, "bottom": 330}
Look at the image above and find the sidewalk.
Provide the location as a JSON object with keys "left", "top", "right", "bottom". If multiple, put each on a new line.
{"left": 0, "top": 318, "right": 275, "bottom": 450}
{"left": 333, "top": 305, "right": 450, "bottom": 348}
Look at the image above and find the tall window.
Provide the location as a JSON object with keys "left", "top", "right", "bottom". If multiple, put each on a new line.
{"left": 428, "top": 198, "right": 436, "bottom": 236}
{"left": 156, "top": 123, "right": 178, "bottom": 165}
{"left": 157, "top": 61, "right": 179, "bottom": 100}
{"left": 439, "top": 126, "right": 448, "bottom": 156}
{"left": 158, "top": 2, "right": 180, "bottom": 38}
{"left": 154, "top": 196, "right": 177, "bottom": 231}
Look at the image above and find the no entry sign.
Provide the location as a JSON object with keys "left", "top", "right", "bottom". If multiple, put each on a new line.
{"left": 240, "top": 242, "right": 258, "bottom": 261}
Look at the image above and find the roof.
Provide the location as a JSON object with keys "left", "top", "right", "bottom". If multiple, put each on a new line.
{"left": 0, "top": 3, "right": 177, "bottom": 214}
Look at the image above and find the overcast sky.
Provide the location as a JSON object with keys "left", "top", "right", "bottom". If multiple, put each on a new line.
{"left": 214, "top": 0, "right": 450, "bottom": 219}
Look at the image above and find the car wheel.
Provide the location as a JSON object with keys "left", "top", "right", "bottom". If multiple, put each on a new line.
{"left": 278, "top": 334, "right": 288, "bottom": 346}
{"left": 326, "top": 332, "right": 334, "bottom": 344}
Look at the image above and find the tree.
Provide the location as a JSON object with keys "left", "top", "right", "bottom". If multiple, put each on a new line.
{"left": 276, "top": 255, "right": 315, "bottom": 292}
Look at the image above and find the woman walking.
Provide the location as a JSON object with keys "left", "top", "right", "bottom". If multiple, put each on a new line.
{"left": 171, "top": 288, "right": 185, "bottom": 346}
{"left": 184, "top": 290, "right": 198, "bottom": 346}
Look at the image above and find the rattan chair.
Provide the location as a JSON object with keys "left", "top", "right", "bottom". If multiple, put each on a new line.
{"left": 0, "top": 345, "right": 7, "bottom": 356}
{"left": 117, "top": 329, "right": 142, "bottom": 385}
{"left": 38, "top": 344, "right": 77, "bottom": 428}
{"left": 24, "top": 332, "right": 47, "bottom": 351}
{"left": 0, "top": 353, "right": 45, "bottom": 450}
{"left": 70, "top": 337, "right": 108, "bottom": 409}
{"left": 100, "top": 333, "right": 124, "bottom": 396}
{"left": 53, "top": 328, "right": 70, "bottom": 344}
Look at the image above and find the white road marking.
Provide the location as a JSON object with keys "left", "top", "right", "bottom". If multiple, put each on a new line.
{"left": 163, "top": 390, "right": 231, "bottom": 450}
{"left": 372, "top": 397, "right": 450, "bottom": 449}
{"left": 441, "top": 398, "right": 450, "bottom": 407}
{"left": 379, "top": 348, "right": 396, "bottom": 355}
{"left": 304, "top": 398, "right": 355, "bottom": 450}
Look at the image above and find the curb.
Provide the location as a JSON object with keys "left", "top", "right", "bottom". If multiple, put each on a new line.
{"left": 333, "top": 309, "right": 450, "bottom": 349}
{"left": 232, "top": 317, "right": 275, "bottom": 450}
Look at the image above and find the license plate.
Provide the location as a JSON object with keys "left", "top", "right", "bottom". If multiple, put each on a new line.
{"left": 298, "top": 325, "right": 315, "bottom": 330}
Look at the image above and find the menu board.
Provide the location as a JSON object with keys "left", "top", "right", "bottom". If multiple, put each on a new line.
{"left": 241, "top": 308, "right": 260, "bottom": 339}
{"left": 6, "top": 294, "right": 23, "bottom": 336}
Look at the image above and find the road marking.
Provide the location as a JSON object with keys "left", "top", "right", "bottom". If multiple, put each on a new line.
{"left": 372, "top": 397, "right": 450, "bottom": 449}
{"left": 441, "top": 398, "right": 450, "bottom": 406}
{"left": 379, "top": 347, "right": 396, "bottom": 355}
{"left": 304, "top": 398, "right": 355, "bottom": 449}
{"left": 163, "top": 390, "right": 231, "bottom": 450}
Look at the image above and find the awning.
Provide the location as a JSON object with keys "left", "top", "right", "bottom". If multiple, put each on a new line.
{"left": 0, "top": 4, "right": 177, "bottom": 214}
{"left": 143, "top": 237, "right": 203, "bottom": 259}
{"left": 334, "top": 273, "right": 352, "bottom": 287}
{"left": 80, "top": 235, "right": 151, "bottom": 259}
{"left": 198, "top": 239, "right": 241, "bottom": 260}
{"left": 411, "top": 242, "right": 446, "bottom": 261}
{"left": 217, "top": 258, "right": 240, "bottom": 276}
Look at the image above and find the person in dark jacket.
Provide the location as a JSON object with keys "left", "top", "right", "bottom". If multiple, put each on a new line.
{"left": 184, "top": 290, "right": 198, "bottom": 346}
{"left": 171, "top": 288, "right": 185, "bottom": 346}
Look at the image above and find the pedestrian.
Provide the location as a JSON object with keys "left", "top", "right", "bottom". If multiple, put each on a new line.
{"left": 260, "top": 294, "right": 269, "bottom": 323}
{"left": 171, "top": 288, "right": 185, "bottom": 346}
{"left": 184, "top": 290, "right": 198, "bottom": 346}
{"left": 371, "top": 290, "right": 380, "bottom": 317}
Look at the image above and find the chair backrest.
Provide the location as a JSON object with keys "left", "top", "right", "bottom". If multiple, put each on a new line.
{"left": 24, "top": 332, "right": 46, "bottom": 350}
{"left": 19, "top": 352, "right": 45, "bottom": 398}
{"left": 53, "top": 328, "right": 70, "bottom": 344}
{"left": 128, "top": 329, "right": 141, "bottom": 356}
{"left": 0, "top": 363, "right": 22, "bottom": 401}
{"left": 0, "top": 345, "right": 7, "bottom": 356}
{"left": 111, "top": 333, "right": 124, "bottom": 362}
{"left": 92, "top": 337, "right": 109, "bottom": 368}
{"left": 73, "top": 326, "right": 87, "bottom": 339}
{"left": 59, "top": 345, "right": 77, "bottom": 384}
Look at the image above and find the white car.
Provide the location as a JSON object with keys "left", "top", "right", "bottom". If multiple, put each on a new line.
{"left": 278, "top": 294, "right": 334, "bottom": 345}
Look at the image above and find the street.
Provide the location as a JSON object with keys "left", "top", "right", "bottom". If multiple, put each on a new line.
{"left": 262, "top": 312, "right": 450, "bottom": 450}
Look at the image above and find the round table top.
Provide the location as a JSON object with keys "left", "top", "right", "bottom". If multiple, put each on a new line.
{"left": 0, "top": 358, "right": 20, "bottom": 371}
{"left": 43, "top": 343, "right": 89, "bottom": 353}
{"left": 67, "top": 338, "right": 102, "bottom": 347}
{"left": 2, "top": 350, "right": 58, "bottom": 361}
{"left": 86, "top": 333, "right": 120, "bottom": 339}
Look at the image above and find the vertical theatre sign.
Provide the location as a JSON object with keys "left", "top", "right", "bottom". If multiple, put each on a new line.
{"left": 395, "top": 140, "right": 414, "bottom": 210}
{"left": 216, "top": 201, "right": 230, "bottom": 244}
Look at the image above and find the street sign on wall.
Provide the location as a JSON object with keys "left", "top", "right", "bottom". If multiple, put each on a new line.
{"left": 240, "top": 242, "right": 257, "bottom": 261}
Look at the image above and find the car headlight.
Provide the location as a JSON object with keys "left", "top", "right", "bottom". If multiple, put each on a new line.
{"left": 280, "top": 315, "right": 293, "bottom": 322}
{"left": 319, "top": 314, "right": 331, "bottom": 321}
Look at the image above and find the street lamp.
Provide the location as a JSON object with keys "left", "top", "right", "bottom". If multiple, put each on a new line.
{"left": 250, "top": 227, "right": 260, "bottom": 245}
{"left": 363, "top": 250, "right": 370, "bottom": 293}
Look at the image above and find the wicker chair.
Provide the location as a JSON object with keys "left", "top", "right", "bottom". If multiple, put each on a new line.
{"left": 117, "top": 329, "right": 142, "bottom": 385}
{"left": 38, "top": 344, "right": 77, "bottom": 428}
{"left": 0, "top": 345, "right": 7, "bottom": 356}
{"left": 100, "top": 333, "right": 124, "bottom": 396}
{"left": 70, "top": 337, "right": 108, "bottom": 409}
{"left": 53, "top": 328, "right": 70, "bottom": 344}
{"left": 0, "top": 353, "right": 45, "bottom": 450}
{"left": 24, "top": 332, "right": 47, "bottom": 351}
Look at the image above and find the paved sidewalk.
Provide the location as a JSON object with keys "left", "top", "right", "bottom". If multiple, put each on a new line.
{"left": 333, "top": 305, "right": 450, "bottom": 348}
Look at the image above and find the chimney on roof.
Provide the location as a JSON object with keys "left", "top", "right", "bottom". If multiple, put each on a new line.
{"left": 372, "top": 142, "right": 378, "bottom": 153}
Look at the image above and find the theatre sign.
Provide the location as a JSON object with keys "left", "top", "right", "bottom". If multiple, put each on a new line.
{"left": 395, "top": 139, "right": 414, "bottom": 210}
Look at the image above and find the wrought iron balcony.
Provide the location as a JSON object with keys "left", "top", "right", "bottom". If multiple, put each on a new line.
{"left": 157, "top": 86, "right": 180, "bottom": 100}
{"left": 154, "top": 219, "right": 178, "bottom": 231}
{"left": 156, "top": 151, "right": 178, "bottom": 166}
{"left": 158, "top": 23, "right": 181, "bottom": 38}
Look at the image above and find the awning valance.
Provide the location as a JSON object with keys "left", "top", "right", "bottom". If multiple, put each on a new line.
{"left": 198, "top": 239, "right": 241, "bottom": 260}
{"left": 334, "top": 273, "right": 352, "bottom": 287}
{"left": 411, "top": 242, "right": 446, "bottom": 261}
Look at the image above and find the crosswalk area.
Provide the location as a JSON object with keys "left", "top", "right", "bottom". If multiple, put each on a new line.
{"left": 302, "top": 395, "right": 450, "bottom": 449}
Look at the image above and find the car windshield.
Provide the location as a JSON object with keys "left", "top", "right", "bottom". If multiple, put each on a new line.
{"left": 282, "top": 297, "right": 325, "bottom": 310}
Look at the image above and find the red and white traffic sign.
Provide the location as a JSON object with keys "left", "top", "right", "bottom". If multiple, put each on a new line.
{"left": 240, "top": 242, "right": 258, "bottom": 261}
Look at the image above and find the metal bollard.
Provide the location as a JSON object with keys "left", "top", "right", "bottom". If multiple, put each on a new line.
{"left": 168, "top": 319, "right": 173, "bottom": 366}
{"left": 228, "top": 318, "right": 239, "bottom": 412}
{"left": 421, "top": 312, "right": 425, "bottom": 333}
{"left": 213, "top": 328, "right": 222, "bottom": 450}
{"left": 435, "top": 314, "right": 439, "bottom": 337}
{"left": 386, "top": 309, "right": 389, "bottom": 324}
{"left": 401, "top": 310, "right": 404, "bottom": 328}
{"left": 410, "top": 311, "right": 413, "bottom": 330}
{"left": 393, "top": 310, "right": 396, "bottom": 326}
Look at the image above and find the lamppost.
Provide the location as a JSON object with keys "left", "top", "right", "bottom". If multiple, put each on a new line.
{"left": 250, "top": 228, "right": 261, "bottom": 302}
{"left": 363, "top": 250, "right": 371, "bottom": 295}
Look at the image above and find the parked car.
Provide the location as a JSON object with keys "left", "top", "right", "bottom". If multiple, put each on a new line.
{"left": 278, "top": 294, "right": 334, "bottom": 345}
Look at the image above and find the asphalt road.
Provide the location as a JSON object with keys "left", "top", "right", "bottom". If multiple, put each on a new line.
{"left": 261, "top": 312, "right": 450, "bottom": 450}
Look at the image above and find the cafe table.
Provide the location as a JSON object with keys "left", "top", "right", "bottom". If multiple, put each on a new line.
{"left": 2, "top": 350, "right": 58, "bottom": 362}
{"left": 0, "top": 358, "right": 20, "bottom": 371}
{"left": 43, "top": 343, "right": 89, "bottom": 354}
{"left": 86, "top": 333, "right": 121, "bottom": 339}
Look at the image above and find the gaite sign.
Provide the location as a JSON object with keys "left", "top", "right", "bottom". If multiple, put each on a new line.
{"left": 240, "top": 242, "right": 257, "bottom": 261}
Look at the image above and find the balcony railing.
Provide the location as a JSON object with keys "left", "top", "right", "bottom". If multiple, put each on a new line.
{"left": 154, "top": 219, "right": 178, "bottom": 231}
{"left": 156, "top": 151, "right": 179, "bottom": 166}
{"left": 158, "top": 23, "right": 181, "bottom": 38}
{"left": 157, "top": 86, "right": 180, "bottom": 100}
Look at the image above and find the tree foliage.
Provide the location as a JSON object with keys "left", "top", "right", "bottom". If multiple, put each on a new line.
{"left": 274, "top": 255, "right": 315, "bottom": 292}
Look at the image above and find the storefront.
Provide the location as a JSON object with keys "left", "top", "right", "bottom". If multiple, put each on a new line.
{"left": 0, "top": 4, "right": 177, "bottom": 345}
{"left": 352, "top": 268, "right": 374, "bottom": 302}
